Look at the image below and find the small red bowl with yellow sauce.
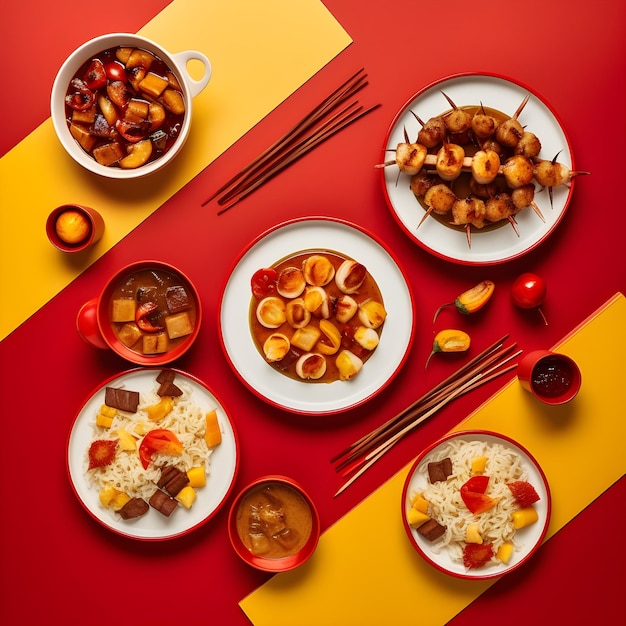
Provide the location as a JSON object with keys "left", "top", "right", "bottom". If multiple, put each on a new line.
{"left": 228, "top": 475, "right": 320, "bottom": 572}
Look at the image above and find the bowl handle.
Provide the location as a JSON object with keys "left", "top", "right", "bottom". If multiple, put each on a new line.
{"left": 76, "top": 298, "right": 109, "bottom": 350}
{"left": 173, "top": 50, "right": 212, "bottom": 98}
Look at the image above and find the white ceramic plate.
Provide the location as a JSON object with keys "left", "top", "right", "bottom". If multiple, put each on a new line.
{"left": 67, "top": 369, "right": 239, "bottom": 540}
{"left": 218, "top": 217, "right": 416, "bottom": 415}
{"left": 401, "top": 430, "right": 551, "bottom": 579}
{"left": 380, "top": 73, "right": 575, "bottom": 265}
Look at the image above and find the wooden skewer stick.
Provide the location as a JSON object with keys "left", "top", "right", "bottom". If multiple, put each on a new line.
{"left": 201, "top": 68, "right": 368, "bottom": 207}
{"left": 331, "top": 334, "right": 510, "bottom": 464}
{"left": 333, "top": 358, "right": 520, "bottom": 497}
{"left": 217, "top": 103, "right": 380, "bottom": 214}
{"left": 334, "top": 342, "right": 519, "bottom": 473}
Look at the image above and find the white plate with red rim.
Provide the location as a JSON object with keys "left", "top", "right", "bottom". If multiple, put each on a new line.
{"left": 66, "top": 368, "right": 239, "bottom": 541}
{"left": 218, "top": 216, "right": 416, "bottom": 415}
{"left": 380, "top": 73, "right": 577, "bottom": 265}
{"left": 401, "top": 430, "right": 551, "bottom": 579}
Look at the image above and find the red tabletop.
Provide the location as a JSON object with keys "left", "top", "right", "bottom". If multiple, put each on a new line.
{"left": 1, "top": 1, "right": 625, "bottom": 624}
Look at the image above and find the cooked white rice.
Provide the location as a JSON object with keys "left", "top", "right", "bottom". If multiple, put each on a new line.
{"left": 414, "top": 438, "right": 528, "bottom": 565}
{"left": 85, "top": 379, "right": 214, "bottom": 502}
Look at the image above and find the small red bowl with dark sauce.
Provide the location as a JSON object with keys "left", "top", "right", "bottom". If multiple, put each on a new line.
{"left": 517, "top": 349, "right": 581, "bottom": 405}
{"left": 77, "top": 260, "right": 201, "bottom": 366}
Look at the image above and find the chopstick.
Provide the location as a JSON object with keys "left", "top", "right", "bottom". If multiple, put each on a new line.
{"left": 332, "top": 336, "right": 522, "bottom": 497}
{"left": 201, "top": 68, "right": 378, "bottom": 212}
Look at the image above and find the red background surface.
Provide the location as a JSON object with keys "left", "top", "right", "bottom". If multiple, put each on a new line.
{"left": 1, "top": 1, "right": 625, "bottom": 624}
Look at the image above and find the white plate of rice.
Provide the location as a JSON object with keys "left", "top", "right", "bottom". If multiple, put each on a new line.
{"left": 401, "top": 430, "right": 551, "bottom": 579}
{"left": 67, "top": 368, "right": 239, "bottom": 541}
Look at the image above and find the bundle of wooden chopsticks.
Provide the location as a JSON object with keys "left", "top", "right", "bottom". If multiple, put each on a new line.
{"left": 332, "top": 335, "right": 522, "bottom": 496}
{"left": 202, "top": 68, "right": 379, "bottom": 214}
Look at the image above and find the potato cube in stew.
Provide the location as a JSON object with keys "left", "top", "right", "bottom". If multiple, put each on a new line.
{"left": 161, "top": 88, "right": 185, "bottom": 115}
{"left": 69, "top": 123, "right": 97, "bottom": 152}
{"left": 111, "top": 299, "right": 136, "bottom": 322}
{"left": 143, "top": 332, "right": 168, "bottom": 354}
{"left": 93, "top": 142, "right": 125, "bottom": 166}
{"left": 291, "top": 325, "right": 321, "bottom": 352}
{"left": 165, "top": 312, "right": 194, "bottom": 339}
{"left": 117, "top": 323, "right": 142, "bottom": 348}
{"left": 139, "top": 72, "right": 169, "bottom": 99}
{"left": 72, "top": 105, "right": 97, "bottom": 125}
{"left": 126, "top": 49, "right": 155, "bottom": 70}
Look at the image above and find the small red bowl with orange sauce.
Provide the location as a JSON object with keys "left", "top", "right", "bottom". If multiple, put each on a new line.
{"left": 77, "top": 260, "right": 201, "bottom": 366}
{"left": 228, "top": 475, "right": 320, "bottom": 572}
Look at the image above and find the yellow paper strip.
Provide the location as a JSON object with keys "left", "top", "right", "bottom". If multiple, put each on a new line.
{"left": 0, "top": 0, "right": 351, "bottom": 341}
{"left": 240, "top": 292, "right": 626, "bottom": 626}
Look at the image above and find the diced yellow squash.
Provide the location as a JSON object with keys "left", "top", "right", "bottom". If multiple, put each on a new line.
{"left": 166, "top": 71, "right": 182, "bottom": 91}
{"left": 175, "top": 485, "right": 197, "bottom": 509}
{"left": 148, "top": 102, "right": 166, "bottom": 131}
{"left": 187, "top": 465, "right": 206, "bottom": 488}
{"left": 72, "top": 105, "right": 97, "bottom": 125}
{"left": 145, "top": 396, "right": 174, "bottom": 421}
{"left": 512, "top": 506, "right": 539, "bottom": 529}
{"left": 127, "top": 66, "right": 147, "bottom": 91}
{"left": 496, "top": 542, "right": 514, "bottom": 564}
{"left": 119, "top": 138, "right": 152, "bottom": 170}
{"left": 161, "top": 88, "right": 185, "bottom": 115}
{"left": 92, "top": 142, "right": 125, "bottom": 166}
{"left": 124, "top": 98, "right": 150, "bottom": 122}
{"left": 100, "top": 404, "right": 117, "bottom": 418}
{"left": 116, "top": 47, "right": 133, "bottom": 64}
{"left": 117, "top": 323, "right": 142, "bottom": 348}
{"left": 116, "top": 428, "right": 137, "bottom": 451}
{"left": 139, "top": 72, "right": 169, "bottom": 98}
{"left": 98, "top": 94, "right": 119, "bottom": 127}
{"left": 143, "top": 332, "right": 168, "bottom": 354}
{"left": 111, "top": 298, "right": 136, "bottom": 322}
{"left": 165, "top": 311, "right": 193, "bottom": 339}
{"left": 69, "top": 122, "right": 97, "bottom": 152}
{"left": 96, "top": 413, "right": 114, "bottom": 428}
{"left": 110, "top": 492, "right": 131, "bottom": 511}
{"left": 410, "top": 493, "right": 430, "bottom": 514}
{"left": 465, "top": 523, "right": 483, "bottom": 544}
{"left": 471, "top": 455, "right": 488, "bottom": 474}
{"left": 407, "top": 508, "right": 430, "bottom": 529}
{"left": 99, "top": 485, "right": 120, "bottom": 507}
{"left": 204, "top": 410, "right": 222, "bottom": 447}
{"left": 291, "top": 324, "right": 321, "bottom": 352}
{"left": 126, "top": 49, "right": 155, "bottom": 70}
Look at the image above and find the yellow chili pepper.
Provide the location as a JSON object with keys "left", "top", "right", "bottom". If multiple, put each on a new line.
{"left": 433, "top": 280, "right": 495, "bottom": 323}
{"left": 425, "top": 329, "right": 471, "bottom": 369}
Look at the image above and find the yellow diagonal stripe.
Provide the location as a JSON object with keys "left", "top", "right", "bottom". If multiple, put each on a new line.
{"left": 0, "top": 0, "right": 351, "bottom": 341}
{"left": 240, "top": 293, "right": 626, "bottom": 626}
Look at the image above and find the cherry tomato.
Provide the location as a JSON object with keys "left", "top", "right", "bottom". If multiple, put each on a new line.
{"left": 104, "top": 61, "right": 127, "bottom": 83}
{"left": 251, "top": 268, "right": 278, "bottom": 298}
{"left": 138, "top": 429, "right": 183, "bottom": 469}
{"left": 83, "top": 58, "right": 107, "bottom": 90}
{"left": 511, "top": 272, "right": 547, "bottom": 309}
{"left": 65, "top": 78, "right": 95, "bottom": 111}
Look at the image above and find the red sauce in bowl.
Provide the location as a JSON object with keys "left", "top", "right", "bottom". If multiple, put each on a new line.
{"left": 531, "top": 356, "right": 574, "bottom": 398}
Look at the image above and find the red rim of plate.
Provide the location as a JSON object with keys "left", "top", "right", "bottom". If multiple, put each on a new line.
{"left": 66, "top": 367, "right": 240, "bottom": 541}
{"left": 227, "top": 475, "right": 321, "bottom": 572}
{"left": 401, "top": 429, "right": 552, "bottom": 580}
{"left": 379, "top": 71, "right": 576, "bottom": 266}
{"left": 216, "top": 215, "right": 417, "bottom": 415}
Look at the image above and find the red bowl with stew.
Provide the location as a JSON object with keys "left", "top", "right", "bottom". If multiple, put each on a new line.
{"left": 51, "top": 33, "right": 211, "bottom": 179}
{"left": 77, "top": 260, "right": 202, "bottom": 366}
{"left": 228, "top": 475, "right": 320, "bottom": 572}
